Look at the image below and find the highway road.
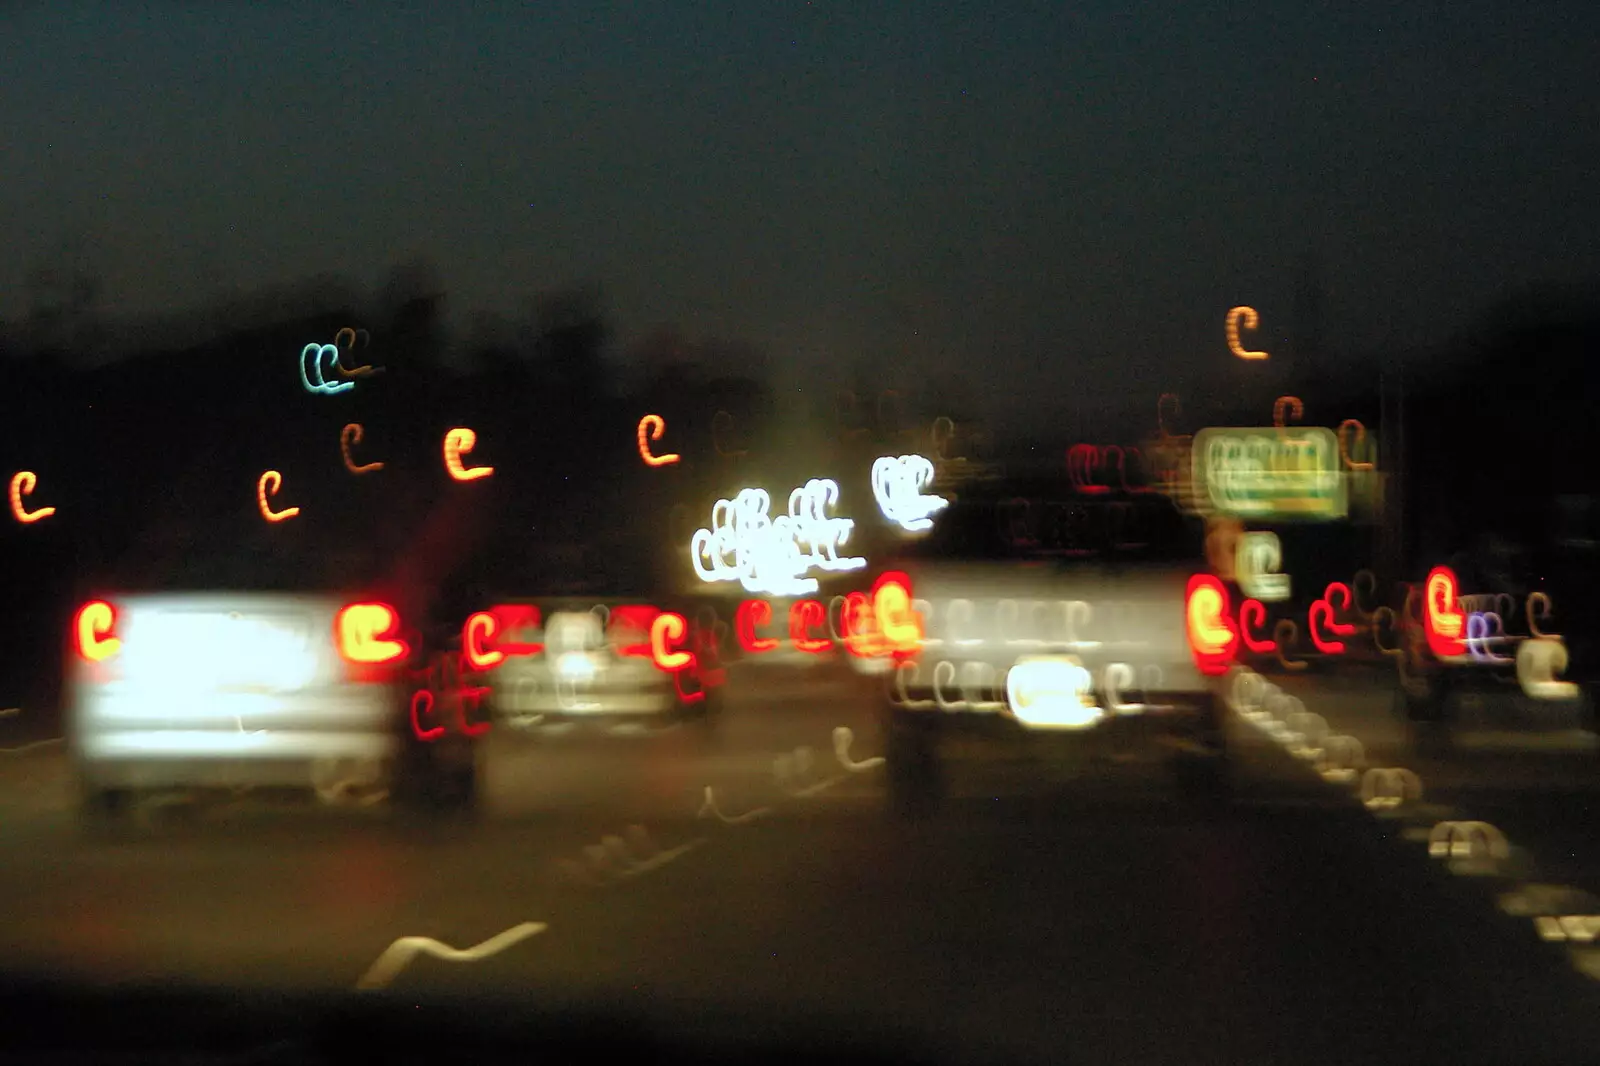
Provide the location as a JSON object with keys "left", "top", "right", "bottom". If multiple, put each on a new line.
{"left": 3, "top": 661, "right": 1600, "bottom": 1063}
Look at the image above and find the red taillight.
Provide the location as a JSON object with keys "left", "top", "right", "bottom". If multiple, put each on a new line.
{"left": 873, "top": 571, "right": 922, "bottom": 657}
{"left": 491, "top": 604, "right": 544, "bottom": 657}
{"left": 1186, "top": 574, "right": 1238, "bottom": 675}
{"left": 462, "top": 611, "right": 506, "bottom": 670}
{"left": 609, "top": 605, "right": 661, "bottom": 659}
{"left": 736, "top": 599, "right": 779, "bottom": 653}
{"left": 335, "top": 602, "right": 409, "bottom": 665}
{"left": 1239, "top": 598, "right": 1277, "bottom": 653}
{"left": 789, "top": 600, "right": 833, "bottom": 654}
{"left": 650, "top": 612, "right": 694, "bottom": 671}
{"left": 1423, "top": 566, "right": 1466, "bottom": 659}
{"left": 75, "top": 600, "right": 121, "bottom": 663}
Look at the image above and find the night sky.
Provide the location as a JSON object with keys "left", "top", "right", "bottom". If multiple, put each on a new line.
{"left": 4, "top": 1, "right": 1597, "bottom": 432}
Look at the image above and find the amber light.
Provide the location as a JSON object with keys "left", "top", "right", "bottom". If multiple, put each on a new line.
{"left": 341, "top": 423, "right": 384, "bottom": 474}
{"left": 443, "top": 427, "right": 494, "bottom": 481}
{"left": 637, "top": 414, "right": 680, "bottom": 467}
{"left": 1226, "top": 306, "right": 1269, "bottom": 360}
{"left": 257, "top": 470, "right": 300, "bottom": 522}
{"left": 335, "top": 603, "right": 409, "bottom": 665}
{"left": 10, "top": 472, "right": 56, "bottom": 523}
{"left": 75, "top": 601, "right": 121, "bottom": 663}
{"left": 1186, "top": 574, "right": 1238, "bottom": 675}
{"left": 1424, "top": 566, "right": 1467, "bottom": 659}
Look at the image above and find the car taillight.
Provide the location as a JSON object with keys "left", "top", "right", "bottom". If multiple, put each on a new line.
{"left": 650, "top": 612, "right": 694, "bottom": 671}
{"left": 1185, "top": 574, "right": 1238, "bottom": 675}
{"left": 609, "top": 605, "right": 661, "bottom": 659}
{"left": 462, "top": 611, "right": 505, "bottom": 670}
{"left": 491, "top": 604, "right": 544, "bottom": 657}
{"left": 873, "top": 571, "right": 922, "bottom": 657}
{"left": 335, "top": 602, "right": 409, "bottom": 665}
{"left": 1423, "top": 565, "right": 1466, "bottom": 659}
{"left": 75, "top": 600, "right": 121, "bottom": 663}
{"left": 736, "top": 599, "right": 779, "bottom": 653}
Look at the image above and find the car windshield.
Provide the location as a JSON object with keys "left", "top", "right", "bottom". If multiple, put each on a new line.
{"left": 6, "top": 4, "right": 1600, "bottom": 1065}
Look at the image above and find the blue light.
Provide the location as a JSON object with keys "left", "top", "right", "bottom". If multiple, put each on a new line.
{"left": 300, "top": 343, "right": 355, "bottom": 395}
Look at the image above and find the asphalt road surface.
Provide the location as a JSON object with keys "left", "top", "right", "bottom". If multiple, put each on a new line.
{"left": 4, "top": 661, "right": 1600, "bottom": 1064}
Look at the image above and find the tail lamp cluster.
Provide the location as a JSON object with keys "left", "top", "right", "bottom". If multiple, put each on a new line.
{"left": 460, "top": 603, "right": 718, "bottom": 686}
{"left": 735, "top": 571, "right": 923, "bottom": 659}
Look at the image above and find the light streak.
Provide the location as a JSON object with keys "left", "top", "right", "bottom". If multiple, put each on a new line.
{"left": 256, "top": 470, "right": 300, "bottom": 522}
{"left": 697, "top": 785, "right": 772, "bottom": 825}
{"left": 1527, "top": 591, "right": 1559, "bottom": 639}
{"left": 1006, "top": 656, "right": 1104, "bottom": 730}
{"left": 443, "top": 428, "right": 493, "bottom": 481}
{"left": 1240, "top": 599, "right": 1277, "bottom": 652}
{"left": 299, "top": 343, "right": 354, "bottom": 395}
{"left": 463, "top": 612, "right": 505, "bottom": 670}
{"left": 1465, "top": 612, "right": 1511, "bottom": 664}
{"left": 1273, "top": 396, "right": 1303, "bottom": 430}
{"left": 1428, "top": 821, "right": 1510, "bottom": 862}
{"left": 1067, "top": 444, "right": 1111, "bottom": 495}
{"left": 1274, "top": 619, "right": 1307, "bottom": 670}
{"left": 1225, "top": 306, "right": 1268, "bottom": 360}
{"left": 75, "top": 601, "right": 120, "bottom": 662}
{"left": 650, "top": 612, "right": 693, "bottom": 671}
{"left": 833, "top": 726, "right": 884, "bottom": 771}
{"left": 1185, "top": 574, "right": 1238, "bottom": 676}
{"left": 409, "top": 690, "right": 445, "bottom": 742}
{"left": 1361, "top": 767, "right": 1424, "bottom": 810}
{"left": 9, "top": 472, "right": 55, "bottom": 523}
{"left": 341, "top": 423, "right": 383, "bottom": 474}
{"left": 1103, "top": 661, "right": 1145, "bottom": 715}
{"left": 636, "top": 414, "right": 680, "bottom": 467}
{"left": 1518, "top": 637, "right": 1580, "bottom": 701}
{"left": 874, "top": 571, "right": 922, "bottom": 656}
{"left": 356, "top": 922, "right": 547, "bottom": 990}
{"left": 871, "top": 454, "right": 948, "bottom": 532}
{"left": 689, "top": 479, "right": 865, "bottom": 596}
{"left": 1423, "top": 566, "right": 1467, "bottom": 659}
{"left": 1308, "top": 583, "right": 1356, "bottom": 654}
{"left": 1236, "top": 531, "right": 1291, "bottom": 601}
{"left": 735, "top": 599, "right": 779, "bottom": 653}
{"left": 788, "top": 600, "right": 833, "bottom": 654}
{"left": 331, "top": 327, "right": 377, "bottom": 377}
{"left": 1337, "top": 419, "right": 1375, "bottom": 470}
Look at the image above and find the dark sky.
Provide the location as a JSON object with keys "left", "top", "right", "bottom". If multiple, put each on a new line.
{"left": 4, "top": 1, "right": 1597, "bottom": 431}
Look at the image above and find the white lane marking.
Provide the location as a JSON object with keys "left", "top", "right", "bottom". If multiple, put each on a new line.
{"left": 834, "top": 726, "right": 884, "bottom": 772}
{"left": 697, "top": 785, "right": 772, "bottom": 825}
{"left": 355, "top": 921, "right": 548, "bottom": 990}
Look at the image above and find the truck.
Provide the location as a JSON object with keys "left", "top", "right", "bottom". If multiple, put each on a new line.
{"left": 854, "top": 472, "right": 1233, "bottom": 815}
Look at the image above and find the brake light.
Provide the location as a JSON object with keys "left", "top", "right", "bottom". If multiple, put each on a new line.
{"left": 491, "top": 604, "right": 544, "bottom": 656}
{"left": 650, "top": 612, "right": 694, "bottom": 671}
{"left": 736, "top": 599, "right": 779, "bottom": 653}
{"left": 335, "top": 603, "right": 408, "bottom": 665}
{"left": 462, "top": 611, "right": 505, "bottom": 670}
{"left": 789, "top": 600, "right": 833, "bottom": 653}
{"left": 842, "top": 590, "right": 880, "bottom": 657}
{"left": 1239, "top": 598, "right": 1277, "bottom": 653}
{"left": 609, "top": 605, "right": 661, "bottom": 658}
{"left": 873, "top": 571, "right": 922, "bottom": 657}
{"left": 1186, "top": 574, "right": 1238, "bottom": 675}
{"left": 1424, "top": 566, "right": 1466, "bottom": 658}
{"left": 75, "top": 600, "right": 121, "bottom": 663}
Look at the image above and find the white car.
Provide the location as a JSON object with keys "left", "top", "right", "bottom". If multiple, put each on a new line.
{"left": 66, "top": 593, "right": 423, "bottom": 819}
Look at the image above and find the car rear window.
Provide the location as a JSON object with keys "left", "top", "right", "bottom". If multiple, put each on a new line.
{"left": 895, "top": 484, "right": 1203, "bottom": 566}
